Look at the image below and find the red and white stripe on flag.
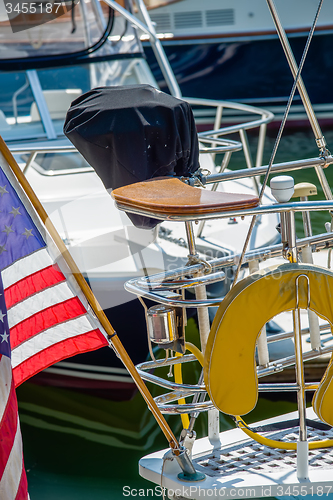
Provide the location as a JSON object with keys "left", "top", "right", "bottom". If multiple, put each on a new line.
{"left": 0, "top": 355, "right": 28, "bottom": 500}
{"left": 0, "top": 151, "right": 109, "bottom": 388}
{"left": 0, "top": 135, "right": 109, "bottom": 500}
{"left": 2, "top": 247, "right": 109, "bottom": 387}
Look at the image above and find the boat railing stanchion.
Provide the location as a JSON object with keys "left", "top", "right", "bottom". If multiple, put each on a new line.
{"left": 271, "top": 175, "right": 309, "bottom": 479}
{"left": 22, "top": 150, "right": 38, "bottom": 175}
{"left": 185, "top": 221, "right": 211, "bottom": 353}
{"left": 239, "top": 128, "right": 260, "bottom": 196}
{"left": 292, "top": 183, "right": 321, "bottom": 350}
{"left": 184, "top": 220, "right": 221, "bottom": 447}
{"left": 294, "top": 275, "right": 310, "bottom": 480}
{"left": 255, "top": 122, "right": 267, "bottom": 170}
{"left": 196, "top": 149, "right": 232, "bottom": 239}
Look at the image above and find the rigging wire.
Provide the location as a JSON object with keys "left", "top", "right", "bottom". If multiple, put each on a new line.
{"left": 231, "top": 0, "right": 325, "bottom": 288}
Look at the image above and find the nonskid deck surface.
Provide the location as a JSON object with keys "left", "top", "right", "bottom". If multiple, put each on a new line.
{"left": 139, "top": 410, "right": 333, "bottom": 499}
{"left": 194, "top": 427, "right": 333, "bottom": 476}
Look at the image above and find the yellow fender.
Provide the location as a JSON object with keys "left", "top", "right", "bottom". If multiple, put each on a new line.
{"left": 204, "top": 263, "right": 333, "bottom": 426}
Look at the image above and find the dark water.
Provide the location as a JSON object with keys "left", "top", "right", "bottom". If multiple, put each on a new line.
{"left": 17, "top": 383, "right": 299, "bottom": 500}
{"left": 17, "top": 128, "right": 333, "bottom": 499}
{"left": 17, "top": 384, "right": 160, "bottom": 499}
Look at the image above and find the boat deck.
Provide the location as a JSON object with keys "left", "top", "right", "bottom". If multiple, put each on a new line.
{"left": 139, "top": 409, "right": 333, "bottom": 499}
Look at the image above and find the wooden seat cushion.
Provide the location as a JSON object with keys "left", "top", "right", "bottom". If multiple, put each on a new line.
{"left": 112, "top": 177, "right": 259, "bottom": 216}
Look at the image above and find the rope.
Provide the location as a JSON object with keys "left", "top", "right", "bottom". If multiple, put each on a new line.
{"left": 232, "top": 0, "right": 324, "bottom": 287}
{"left": 240, "top": 418, "right": 331, "bottom": 433}
{"left": 185, "top": 342, "right": 204, "bottom": 367}
{"left": 235, "top": 416, "right": 333, "bottom": 450}
{"left": 174, "top": 352, "right": 190, "bottom": 429}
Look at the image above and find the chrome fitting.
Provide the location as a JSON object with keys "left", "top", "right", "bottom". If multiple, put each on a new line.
{"left": 316, "top": 136, "right": 327, "bottom": 151}
{"left": 174, "top": 447, "right": 205, "bottom": 482}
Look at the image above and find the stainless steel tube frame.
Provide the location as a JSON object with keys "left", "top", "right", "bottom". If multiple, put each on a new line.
{"left": 102, "top": 0, "right": 182, "bottom": 98}
{"left": 116, "top": 199, "right": 333, "bottom": 223}
{"left": 154, "top": 383, "right": 319, "bottom": 415}
{"left": 126, "top": 233, "right": 333, "bottom": 306}
{"left": 136, "top": 351, "right": 332, "bottom": 392}
{"left": 258, "top": 344, "right": 333, "bottom": 378}
{"left": 187, "top": 97, "right": 274, "bottom": 134}
{"left": 267, "top": 321, "right": 331, "bottom": 345}
{"left": 135, "top": 232, "right": 333, "bottom": 287}
{"left": 137, "top": 270, "right": 226, "bottom": 291}
{"left": 193, "top": 156, "right": 333, "bottom": 186}
{"left": 266, "top": 0, "right": 325, "bottom": 147}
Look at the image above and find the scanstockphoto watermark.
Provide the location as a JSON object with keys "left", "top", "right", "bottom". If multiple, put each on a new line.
{"left": 0, "top": 0, "right": 80, "bottom": 33}
{"left": 122, "top": 486, "right": 257, "bottom": 498}
{"left": 122, "top": 484, "right": 333, "bottom": 498}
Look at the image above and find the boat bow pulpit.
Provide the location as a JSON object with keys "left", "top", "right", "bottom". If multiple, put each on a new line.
{"left": 64, "top": 75, "right": 333, "bottom": 496}
{"left": 112, "top": 172, "right": 333, "bottom": 497}
{"left": 45, "top": 0, "right": 333, "bottom": 494}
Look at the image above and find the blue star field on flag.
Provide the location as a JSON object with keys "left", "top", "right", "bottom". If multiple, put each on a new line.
{"left": 0, "top": 274, "right": 11, "bottom": 358}
{"left": 0, "top": 168, "right": 45, "bottom": 271}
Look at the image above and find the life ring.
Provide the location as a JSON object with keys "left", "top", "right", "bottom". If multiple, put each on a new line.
{"left": 204, "top": 263, "right": 333, "bottom": 428}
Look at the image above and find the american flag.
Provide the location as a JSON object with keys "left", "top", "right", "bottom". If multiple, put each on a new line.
{"left": 0, "top": 152, "right": 110, "bottom": 498}
{"left": 0, "top": 156, "right": 109, "bottom": 386}
{"left": 0, "top": 275, "right": 28, "bottom": 499}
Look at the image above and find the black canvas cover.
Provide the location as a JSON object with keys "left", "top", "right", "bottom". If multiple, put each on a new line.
{"left": 64, "top": 84, "right": 199, "bottom": 228}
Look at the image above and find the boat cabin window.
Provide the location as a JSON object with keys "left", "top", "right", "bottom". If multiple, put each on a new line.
{"left": 0, "top": 57, "right": 157, "bottom": 145}
{"left": 21, "top": 152, "right": 93, "bottom": 176}
{"left": 0, "top": 0, "right": 158, "bottom": 158}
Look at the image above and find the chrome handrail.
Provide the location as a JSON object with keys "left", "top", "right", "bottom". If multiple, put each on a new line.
{"left": 257, "top": 345, "right": 333, "bottom": 378}
{"left": 136, "top": 270, "right": 226, "bottom": 291}
{"left": 188, "top": 97, "right": 274, "bottom": 135}
{"left": 127, "top": 283, "right": 226, "bottom": 307}
{"left": 136, "top": 355, "right": 206, "bottom": 392}
{"left": 10, "top": 138, "right": 243, "bottom": 174}
{"left": 197, "top": 136, "right": 242, "bottom": 154}
{"left": 267, "top": 322, "right": 331, "bottom": 344}
{"left": 156, "top": 401, "right": 215, "bottom": 415}
{"left": 10, "top": 145, "right": 76, "bottom": 154}
{"left": 193, "top": 155, "right": 333, "bottom": 186}
{"left": 126, "top": 232, "right": 333, "bottom": 305}
{"left": 154, "top": 381, "right": 320, "bottom": 415}
{"left": 136, "top": 352, "right": 326, "bottom": 416}
{"left": 137, "top": 233, "right": 333, "bottom": 286}
{"left": 11, "top": 140, "right": 242, "bottom": 156}
{"left": 116, "top": 199, "right": 333, "bottom": 224}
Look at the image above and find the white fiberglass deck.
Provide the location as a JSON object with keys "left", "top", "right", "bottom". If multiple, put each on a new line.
{"left": 139, "top": 409, "right": 333, "bottom": 499}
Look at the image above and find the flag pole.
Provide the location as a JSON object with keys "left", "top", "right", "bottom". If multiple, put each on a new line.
{"left": 0, "top": 136, "right": 180, "bottom": 453}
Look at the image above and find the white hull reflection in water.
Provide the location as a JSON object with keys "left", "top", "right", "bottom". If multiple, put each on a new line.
{"left": 19, "top": 403, "right": 161, "bottom": 451}
{"left": 18, "top": 384, "right": 162, "bottom": 451}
